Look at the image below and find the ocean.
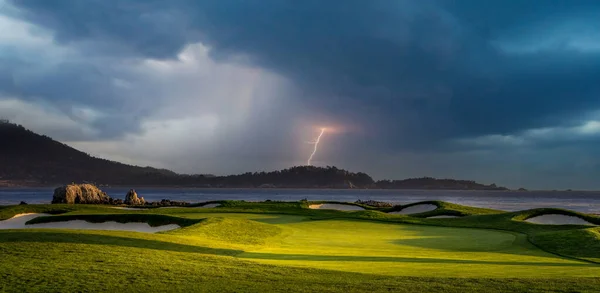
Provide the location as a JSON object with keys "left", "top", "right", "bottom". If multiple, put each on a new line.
{"left": 1, "top": 188, "right": 600, "bottom": 214}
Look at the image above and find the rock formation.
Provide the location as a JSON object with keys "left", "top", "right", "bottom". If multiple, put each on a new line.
{"left": 52, "top": 184, "right": 110, "bottom": 204}
{"left": 355, "top": 199, "right": 393, "bottom": 208}
{"left": 124, "top": 189, "right": 145, "bottom": 205}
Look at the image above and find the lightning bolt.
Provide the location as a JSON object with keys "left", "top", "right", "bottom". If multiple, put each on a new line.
{"left": 307, "top": 128, "right": 326, "bottom": 166}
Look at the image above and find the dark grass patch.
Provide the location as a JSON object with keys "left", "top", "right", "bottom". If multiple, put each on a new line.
{"left": 531, "top": 228, "right": 600, "bottom": 263}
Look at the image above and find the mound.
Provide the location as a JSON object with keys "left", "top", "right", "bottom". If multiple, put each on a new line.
{"left": 309, "top": 204, "right": 364, "bottom": 211}
{"left": 389, "top": 204, "right": 437, "bottom": 215}
{"left": 169, "top": 217, "right": 282, "bottom": 245}
{"left": 531, "top": 228, "right": 600, "bottom": 263}
{"left": 525, "top": 214, "right": 598, "bottom": 226}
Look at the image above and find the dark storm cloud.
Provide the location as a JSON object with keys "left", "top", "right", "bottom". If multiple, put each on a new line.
{"left": 8, "top": 0, "right": 600, "bottom": 151}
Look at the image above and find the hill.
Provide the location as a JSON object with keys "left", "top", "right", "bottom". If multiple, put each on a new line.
{"left": 0, "top": 120, "right": 198, "bottom": 186}
{"left": 0, "top": 120, "right": 507, "bottom": 190}
{"left": 376, "top": 177, "right": 507, "bottom": 190}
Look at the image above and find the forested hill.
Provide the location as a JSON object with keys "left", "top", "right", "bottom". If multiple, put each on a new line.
{"left": 0, "top": 121, "right": 187, "bottom": 186}
{"left": 0, "top": 121, "right": 507, "bottom": 190}
{"left": 376, "top": 178, "right": 508, "bottom": 190}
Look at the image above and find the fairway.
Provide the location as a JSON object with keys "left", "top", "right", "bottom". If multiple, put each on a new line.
{"left": 161, "top": 214, "right": 600, "bottom": 278}
{"left": 1, "top": 201, "right": 599, "bottom": 292}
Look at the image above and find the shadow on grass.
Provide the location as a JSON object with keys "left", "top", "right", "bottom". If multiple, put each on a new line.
{"left": 251, "top": 215, "right": 309, "bottom": 225}
{"left": 388, "top": 225, "right": 520, "bottom": 253}
{"left": 238, "top": 252, "right": 595, "bottom": 267}
{"left": 0, "top": 231, "right": 242, "bottom": 256}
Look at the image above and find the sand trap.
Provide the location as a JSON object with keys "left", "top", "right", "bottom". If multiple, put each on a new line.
{"left": 0, "top": 213, "right": 50, "bottom": 229}
{"left": 427, "top": 215, "right": 459, "bottom": 219}
{"left": 525, "top": 214, "right": 598, "bottom": 226}
{"left": 0, "top": 213, "right": 179, "bottom": 233}
{"left": 198, "top": 203, "right": 221, "bottom": 208}
{"left": 389, "top": 204, "right": 438, "bottom": 215}
{"left": 309, "top": 204, "right": 364, "bottom": 211}
{"left": 112, "top": 207, "right": 146, "bottom": 210}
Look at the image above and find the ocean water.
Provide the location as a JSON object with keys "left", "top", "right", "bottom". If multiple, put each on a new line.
{"left": 1, "top": 188, "right": 600, "bottom": 214}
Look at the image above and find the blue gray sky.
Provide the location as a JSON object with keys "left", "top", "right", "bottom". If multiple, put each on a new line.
{"left": 1, "top": 0, "right": 600, "bottom": 189}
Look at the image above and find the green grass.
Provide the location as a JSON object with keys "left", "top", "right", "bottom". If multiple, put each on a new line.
{"left": 0, "top": 201, "right": 599, "bottom": 292}
{"left": 531, "top": 227, "right": 600, "bottom": 263}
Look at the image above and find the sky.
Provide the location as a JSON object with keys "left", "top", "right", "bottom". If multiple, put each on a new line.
{"left": 1, "top": 0, "right": 600, "bottom": 189}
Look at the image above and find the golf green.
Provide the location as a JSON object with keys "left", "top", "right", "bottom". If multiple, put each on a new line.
{"left": 0, "top": 202, "right": 599, "bottom": 292}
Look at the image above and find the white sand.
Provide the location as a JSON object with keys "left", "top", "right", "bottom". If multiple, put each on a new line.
{"left": 427, "top": 215, "right": 459, "bottom": 219}
{"left": 0, "top": 213, "right": 50, "bottom": 229}
{"left": 308, "top": 204, "right": 364, "bottom": 211}
{"left": 0, "top": 213, "right": 180, "bottom": 233}
{"left": 525, "top": 214, "right": 598, "bottom": 226}
{"left": 198, "top": 203, "right": 221, "bottom": 208}
{"left": 389, "top": 204, "right": 438, "bottom": 215}
{"left": 112, "top": 207, "right": 146, "bottom": 210}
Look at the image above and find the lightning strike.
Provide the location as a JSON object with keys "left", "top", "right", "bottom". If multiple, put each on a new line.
{"left": 307, "top": 128, "right": 326, "bottom": 166}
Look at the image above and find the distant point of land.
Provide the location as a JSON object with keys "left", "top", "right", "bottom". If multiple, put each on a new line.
{"left": 1, "top": 120, "right": 506, "bottom": 190}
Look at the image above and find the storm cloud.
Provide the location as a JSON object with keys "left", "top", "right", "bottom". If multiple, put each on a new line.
{"left": 2, "top": 0, "right": 600, "bottom": 189}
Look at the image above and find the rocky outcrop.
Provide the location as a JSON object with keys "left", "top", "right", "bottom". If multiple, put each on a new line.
{"left": 149, "top": 199, "right": 189, "bottom": 207}
{"left": 355, "top": 199, "right": 393, "bottom": 208}
{"left": 124, "top": 189, "right": 145, "bottom": 205}
{"left": 52, "top": 184, "right": 110, "bottom": 204}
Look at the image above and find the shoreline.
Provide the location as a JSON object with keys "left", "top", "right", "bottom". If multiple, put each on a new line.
{"left": 1, "top": 185, "right": 600, "bottom": 192}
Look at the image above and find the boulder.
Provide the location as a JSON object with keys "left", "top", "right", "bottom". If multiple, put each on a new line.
{"left": 124, "top": 189, "right": 145, "bottom": 205}
{"left": 52, "top": 184, "right": 110, "bottom": 204}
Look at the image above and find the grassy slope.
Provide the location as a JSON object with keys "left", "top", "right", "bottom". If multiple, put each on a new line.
{"left": 1, "top": 202, "right": 600, "bottom": 292}
{"left": 2, "top": 229, "right": 599, "bottom": 293}
{"left": 531, "top": 227, "right": 600, "bottom": 263}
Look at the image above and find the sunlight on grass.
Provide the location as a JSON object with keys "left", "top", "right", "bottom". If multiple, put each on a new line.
{"left": 1, "top": 202, "right": 600, "bottom": 292}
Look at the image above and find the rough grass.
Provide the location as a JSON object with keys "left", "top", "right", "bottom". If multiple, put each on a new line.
{"left": 1, "top": 201, "right": 600, "bottom": 292}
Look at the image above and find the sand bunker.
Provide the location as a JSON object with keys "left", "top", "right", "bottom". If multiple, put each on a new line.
{"left": 196, "top": 203, "right": 221, "bottom": 208}
{"left": 309, "top": 204, "right": 364, "bottom": 211}
{"left": 112, "top": 207, "right": 146, "bottom": 210}
{"left": 0, "top": 213, "right": 179, "bottom": 233}
{"left": 427, "top": 215, "right": 459, "bottom": 219}
{"left": 389, "top": 204, "right": 438, "bottom": 215}
{"left": 0, "top": 213, "right": 49, "bottom": 229}
{"left": 525, "top": 214, "right": 598, "bottom": 226}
